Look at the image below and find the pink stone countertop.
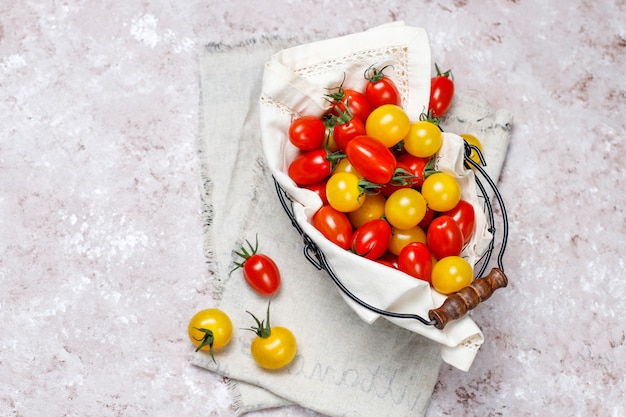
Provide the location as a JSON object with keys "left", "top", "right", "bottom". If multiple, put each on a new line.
{"left": 2, "top": 1, "right": 625, "bottom": 416}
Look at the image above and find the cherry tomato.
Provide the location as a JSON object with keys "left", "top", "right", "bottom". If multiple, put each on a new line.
{"left": 188, "top": 308, "right": 233, "bottom": 362}
{"left": 332, "top": 156, "right": 362, "bottom": 177}
{"left": 348, "top": 192, "right": 386, "bottom": 229}
{"left": 328, "top": 88, "right": 372, "bottom": 123}
{"left": 403, "top": 121, "right": 443, "bottom": 158}
{"left": 460, "top": 133, "right": 484, "bottom": 166}
{"left": 332, "top": 109, "right": 366, "bottom": 152}
{"left": 378, "top": 161, "right": 419, "bottom": 197}
{"left": 288, "top": 149, "right": 331, "bottom": 186}
{"left": 312, "top": 205, "right": 354, "bottom": 250}
{"left": 364, "top": 65, "right": 401, "bottom": 109}
{"left": 288, "top": 115, "right": 327, "bottom": 151}
{"left": 428, "top": 64, "right": 454, "bottom": 117}
{"left": 233, "top": 237, "right": 281, "bottom": 296}
{"left": 346, "top": 135, "right": 396, "bottom": 185}
{"left": 398, "top": 242, "right": 432, "bottom": 283}
{"left": 303, "top": 181, "right": 329, "bottom": 205}
{"left": 396, "top": 153, "right": 433, "bottom": 189}
{"left": 376, "top": 251, "right": 399, "bottom": 269}
{"left": 441, "top": 200, "right": 476, "bottom": 245}
{"left": 388, "top": 225, "right": 427, "bottom": 256}
{"left": 421, "top": 172, "right": 461, "bottom": 212}
{"left": 246, "top": 302, "right": 297, "bottom": 370}
{"left": 326, "top": 172, "right": 365, "bottom": 212}
{"left": 351, "top": 219, "right": 392, "bottom": 260}
{"left": 431, "top": 256, "right": 473, "bottom": 294}
{"left": 365, "top": 104, "right": 410, "bottom": 148}
{"left": 418, "top": 206, "right": 436, "bottom": 229}
{"left": 427, "top": 215, "right": 464, "bottom": 260}
{"left": 385, "top": 188, "right": 427, "bottom": 230}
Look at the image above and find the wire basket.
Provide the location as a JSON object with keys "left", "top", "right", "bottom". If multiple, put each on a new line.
{"left": 274, "top": 141, "right": 509, "bottom": 330}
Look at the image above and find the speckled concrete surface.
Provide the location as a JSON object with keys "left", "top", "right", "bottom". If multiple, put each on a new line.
{"left": 1, "top": 1, "right": 625, "bottom": 416}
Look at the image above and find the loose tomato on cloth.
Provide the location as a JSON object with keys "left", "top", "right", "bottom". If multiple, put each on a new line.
{"left": 288, "top": 115, "right": 327, "bottom": 151}
{"left": 460, "top": 133, "right": 485, "bottom": 166}
{"left": 364, "top": 65, "right": 401, "bottom": 108}
{"left": 233, "top": 236, "right": 281, "bottom": 296}
{"left": 312, "top": 205, "right": 354, "bottom": 250}
{"left": 188, "top": 308, "right": 233, "bottom": 362}
{"left": 351, "top": 218, "right": 392, "bottom": 260}
{"left": 428, "top": 64, "right": 454, "bottom": 117}
{"left": 246, "top": 302, "right": 297, "bottom": 370}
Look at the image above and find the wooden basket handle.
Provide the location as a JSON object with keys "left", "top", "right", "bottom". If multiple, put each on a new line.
{"left": 428, "top": 268, "right": 508, "bottom": 330}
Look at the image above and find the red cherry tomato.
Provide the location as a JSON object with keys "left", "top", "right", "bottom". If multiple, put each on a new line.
{"left": 427, "top": 215, "right": 464, "bottom": 260}
{"left": 303, "top": 181, "right": 329, "bottom": 205}
{"left": 364, "top": 65, "right": 401, "bottom": 109}
{"left": 328, "top": 88, "right": 372, "bottom": 123}
{"left": 441, "top": 200, "right": 476, "bottom": 245}
{"left": 312, "top": 205, "right": 354, "bottom": 250}
{"left": 398, "top": 241, "right": 432, "bottom": 283}
{"left": 418, "top": 206, "right": 436, "bottom": 229}
{"left": 288, "top": 115, "right": 327, "bottom": 151}
{"left": 345, "top": 135, "right": 396, "bottom": 185}
{"left": 428, "top": 64, "right": 454, "bottom": 117}
{"left": 332, "top": 111, "right": 366, "bottom": 152}
{"left": 288, "top": 149, "right": 331, "bottom": 186}
{"left": 351, "top": 219, "right": 392, "bottom": 260}
{"left": 233, "top": 237, "right": 281, "bottom": 296}
{"left": 376, "top": 251, "right": 399, "bottom": 269}
{"left": 396, "top": 153, "right": 433, "bottom": 189}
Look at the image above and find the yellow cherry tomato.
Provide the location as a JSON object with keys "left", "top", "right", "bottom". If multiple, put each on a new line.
{"left": 403, "top": 121, "right": 443, "bottom": 158}
{"left": 247, "top": 303, "right": 297, "bottom": 370}
{"left": 365, "top": 104, "right": 410, "bottom": 148}
{"left": 421, "top": 172, "right": 461, "bottom": 212}
{"left": 388, "top": 225, "right": 427, "bottom": 256}
{"left": 332, "top": 157, "right": 362, "bottom": 177}
{"left": 384, "top": 188, "right": 426, "bottom": 230}
{"left": 348, "top": 193, "right": 386, "bottom": 229}
{"left": 326, "top": 172, "right": 365, "bottom": 212}
{"left": 188, "top": 308, "right": 233, "bottom": 362}
{"left": 460, "top": 133, "right": 484, "bottom": 166}
{"left": 431, "top": 256, "right": 473, "bottom": 294}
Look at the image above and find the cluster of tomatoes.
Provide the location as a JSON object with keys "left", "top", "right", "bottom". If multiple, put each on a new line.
{"left": 188, "top": 237, "right": 296, "bottom": 370}
{"left": 287, "top": 64, "right": 480, "bottom": 296}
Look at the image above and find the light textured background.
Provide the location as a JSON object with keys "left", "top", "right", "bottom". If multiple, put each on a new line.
{"left": 1, "top": 1, "right": 625, "bottom": 416}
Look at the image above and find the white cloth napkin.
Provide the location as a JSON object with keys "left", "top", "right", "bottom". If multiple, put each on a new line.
{"left": 190, "top": 24, "right": 512, "bottom": 417}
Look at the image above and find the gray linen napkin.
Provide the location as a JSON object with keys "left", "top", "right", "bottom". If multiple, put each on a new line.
{"left": 190, "top": 37, "right": 512, "bottom": 417}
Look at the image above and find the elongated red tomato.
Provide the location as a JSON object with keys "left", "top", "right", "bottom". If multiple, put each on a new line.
{"left": 288, "top": 149, "right": 331, "bottom": 186}
{"left": 428, "top": 65, "right": 454, "bottom": 117}
{"left": 398, "top": 241, "right": 432, "bottom": 283}
{"left": 351, "top": 219, "right": 392, "bottom": 260}
{"left": 365, "top": 65, "right": 401, "bottom": 108}
{"left": 427, "top": 215, "right": 464, "bottom": 260}
{"left": 441, "top": 200, "right": 475, "bottom": 245}
{"left": 233, "top": 238, "right": 281, "bottom": 296}
{"left": 289, "top": 115, "right": 326, "bottom": 150}
{"left": 345, "top": 135, "right": 396, "bottom": 185}
{"left": 312, "top": 205, "right": 354, "bottom": 250}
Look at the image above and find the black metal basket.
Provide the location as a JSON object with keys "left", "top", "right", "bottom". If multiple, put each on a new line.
{"left": 274, "top": 141, "right": 509, "bottom": 329}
